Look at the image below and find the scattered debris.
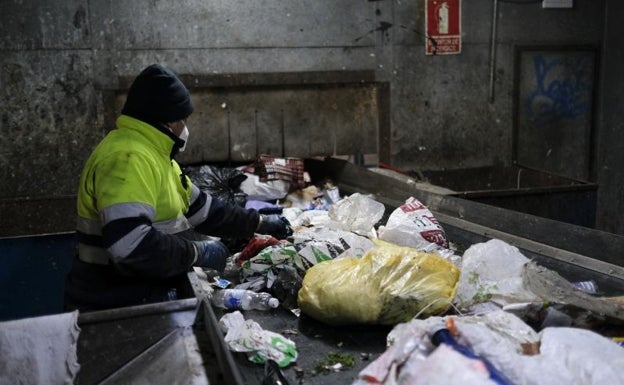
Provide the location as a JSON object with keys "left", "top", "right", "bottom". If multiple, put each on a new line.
{"left": 313, "top": 352, "right": 356, "bottom": 375}
{"left": 294, "top": 366, "right": 305, "bottom": 378}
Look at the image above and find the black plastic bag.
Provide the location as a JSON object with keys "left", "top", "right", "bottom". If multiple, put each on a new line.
{"left": 185, "top": 165, "right": 248, "bottom": 207}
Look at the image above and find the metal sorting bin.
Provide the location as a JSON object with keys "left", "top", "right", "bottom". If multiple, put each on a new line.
{"left": 306, "top": 157, "right": 623, "bottom": 268}
{"left": 418, "top": 165, "right": 597, "bottom": 228}
{"left": 75, "top": 299, "right": 216, "bottom": 385}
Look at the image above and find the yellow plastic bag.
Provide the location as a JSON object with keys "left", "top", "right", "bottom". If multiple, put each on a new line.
{"left": 297, "top": 245, "right": 460, "bottom": 325}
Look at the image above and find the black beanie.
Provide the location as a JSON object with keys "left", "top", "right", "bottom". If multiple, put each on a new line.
{"left": 121, "top": 64, "right": 193, "bottom": 125}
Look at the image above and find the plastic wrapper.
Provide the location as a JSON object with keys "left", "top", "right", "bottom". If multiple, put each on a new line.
{"left": 219, "top": 311, "right": 297, "bottom": 367}
{"left": 281, "top": 207, "right": 303, "bottom": 226}
{"left": 298, "top": 245, "right": 460, "bottom": 325}
{"left": 378, "top": 197, "right": 452, "bottom": 257}
{"left": 328, "top": 193, "right": 385, "bottom": 235}
{"left": 238, "top": 172, "right": 290, "bottom": 201}
{"left": 292, "top": 227, "right": 376, "bottom": 259}
{"left": 286, "top": 209, "right": 331, "bottom": 228}
{"left": 240, "top": 228, "right": 375, "bottom": 281}
{"left": 240, "top": 243, "right": 300, "bottom": 279}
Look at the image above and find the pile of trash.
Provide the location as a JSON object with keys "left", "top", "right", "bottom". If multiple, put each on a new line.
{"left": 186, "top": 157, "right": 624, "bottom": 384}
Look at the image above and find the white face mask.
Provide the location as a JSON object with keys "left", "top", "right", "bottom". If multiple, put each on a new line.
{"left": 179, "top": 125, "right": 189, "bottom": 152}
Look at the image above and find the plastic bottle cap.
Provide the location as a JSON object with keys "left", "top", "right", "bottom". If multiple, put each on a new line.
{"left": 268, "top": 298, "right": 279, "bottom": 308}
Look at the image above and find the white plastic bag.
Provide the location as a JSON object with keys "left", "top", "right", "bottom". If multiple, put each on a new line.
{"left": 354, "top": 311, "right": 536, "bottom": 385}
{"left": 454, "top": 239, "right": 542, "bottom": 311}
{"left": 354, "top": 311, "right": 539, "bottom": 385}
{"left": 328, "top": 193, "right": 385, "bottom": 236}
{"left": 522, "top": 327, "right": 624, "bottom": 385}
{"left": 355, "top": 310, "right": 624, "bottom": 385}
{"left": 498, "top": 326, "right": 624, "bottom": 385}
{"left": 378, "top": 197, "right": 451, "bottom": 257}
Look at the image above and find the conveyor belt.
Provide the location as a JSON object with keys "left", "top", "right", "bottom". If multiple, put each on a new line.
{"left": 75, "top": 158, "right": 624, "bottom": 384}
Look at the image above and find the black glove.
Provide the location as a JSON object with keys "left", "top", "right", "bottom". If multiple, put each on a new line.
{"left": 193, "top": 240, "right": 229, "bottom": 272}
{"left": 257, "top": 214, "right": 293, "bottom": 239}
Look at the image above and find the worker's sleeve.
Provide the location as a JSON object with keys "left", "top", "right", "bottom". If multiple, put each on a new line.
{"left": 102, "top": 215, "right": 196, "bottom": 278}
{"left": 186, "top": 184, "right": 260, "bottom": 239}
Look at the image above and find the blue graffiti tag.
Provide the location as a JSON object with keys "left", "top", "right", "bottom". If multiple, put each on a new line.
{"left": 525, "top": 54, "right": 593, "bottom": 126}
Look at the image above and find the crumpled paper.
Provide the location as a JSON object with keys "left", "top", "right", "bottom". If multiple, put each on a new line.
{"left": 219, "top": 311, "right": 297, "bottom": 367}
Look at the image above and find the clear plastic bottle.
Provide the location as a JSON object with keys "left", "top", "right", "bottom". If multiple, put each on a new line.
{"left": 211, "top": 289, "right": 279, "bottom": 311}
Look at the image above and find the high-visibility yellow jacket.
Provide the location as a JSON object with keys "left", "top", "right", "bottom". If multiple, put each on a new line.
{"left": 68, "top": 115, "right": 258, "bottom": 309}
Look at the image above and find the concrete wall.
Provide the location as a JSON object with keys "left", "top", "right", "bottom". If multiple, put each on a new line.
{"left": 1, "top": 0, "right": 620, "bottom": 236}
{"left": 597, "top": 1, "right": 624, "bottom": 234}
{"left": 389, "top": 0, "right": 603, "bottom": 172}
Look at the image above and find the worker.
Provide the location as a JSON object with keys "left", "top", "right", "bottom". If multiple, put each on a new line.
{"left": 64, "top": 64, "right": 292, "bottom": 311}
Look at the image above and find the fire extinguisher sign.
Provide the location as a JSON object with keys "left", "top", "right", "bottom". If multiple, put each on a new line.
{"left": 425, "top": 0, "right": 461, "bottom": 55}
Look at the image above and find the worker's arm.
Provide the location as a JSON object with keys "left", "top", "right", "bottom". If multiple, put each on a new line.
{"left": 185, "top": 184, "right": 293, "bottom": 239}
{"left": 101, "top": 210, "right": 196, "bottom": 278}
{"left": 185, "top": 184, "right": 260, "bottom": 238}
{"left": 100, "top": 204, "right": 229, "bottom": 276}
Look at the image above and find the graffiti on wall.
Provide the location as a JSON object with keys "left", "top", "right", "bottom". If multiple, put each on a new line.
{"left": 525, "top": 53, "right": 594, "bottom": 127}
{"left": 514, "top": 47, "right": 597, "bottom": 181}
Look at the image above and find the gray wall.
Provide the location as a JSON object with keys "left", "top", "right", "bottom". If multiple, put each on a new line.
{"left": 597, "top": 1, "right": 624, "bottom": 234}
{"left": 1, "top": 0, "right": 621, "bottom": 237}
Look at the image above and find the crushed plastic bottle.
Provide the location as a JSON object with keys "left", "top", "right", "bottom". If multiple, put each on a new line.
{"left": 211, "top": 289, "right": 279, "bottom": 311}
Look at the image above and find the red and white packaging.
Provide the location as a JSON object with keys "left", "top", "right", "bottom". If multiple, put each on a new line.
{"left": 378, "top": 197, "right": 450, "bottom": 253}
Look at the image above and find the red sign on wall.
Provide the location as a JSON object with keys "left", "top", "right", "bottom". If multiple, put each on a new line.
{"left": 425, "top": 0, "right": 461, "bottom": 55}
